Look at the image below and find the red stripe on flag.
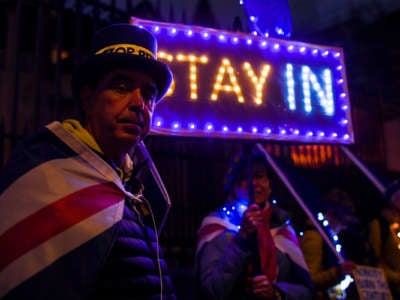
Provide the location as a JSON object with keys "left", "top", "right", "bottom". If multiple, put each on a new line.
{"left": 0, "top": 182, "right": 124, "bottom": 271}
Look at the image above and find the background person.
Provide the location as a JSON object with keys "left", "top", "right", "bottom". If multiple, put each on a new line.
{"left": 195, "top": 146, "right": 313, "bottom": 300}
{"left": 0, "top": 23, "right": 176, "bottom": 300}
{"left": 368, "top": 180, "right": 400, "bottom": 299}
{"left": 300, "top": 188, "right": 377, "bottom": 300}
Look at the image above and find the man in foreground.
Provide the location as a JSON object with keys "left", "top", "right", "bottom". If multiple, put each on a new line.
{"left": 0, "top": 23, "right": 176, "bottom": 300}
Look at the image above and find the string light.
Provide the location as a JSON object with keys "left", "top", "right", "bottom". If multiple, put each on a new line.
{"left": 317, "top": 211, "right": 354, "bottom": 299}
{"left": 219, "top": 199, "right": 249, "bottom": 230}
{"left": 219, "top": 198, "right": 281, "bottom": 230}
{"left": 317, "top": 211, "right": 343, "bottom": 254}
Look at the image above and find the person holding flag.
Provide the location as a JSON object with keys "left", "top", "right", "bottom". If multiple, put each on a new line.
{"left": 195, "top": 146, "right": 313, "bottom": 299}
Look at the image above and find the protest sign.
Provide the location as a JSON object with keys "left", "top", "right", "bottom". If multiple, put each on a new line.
{"left": 354, "top": 265, "right": 392, "bottom": 300}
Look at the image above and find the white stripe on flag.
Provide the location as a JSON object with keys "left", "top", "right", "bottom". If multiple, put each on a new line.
{"left": 274, "top": 234, "right": 309, "bottom": 271}
{"left": 0, "top": 202, "right": 123, "bottom": 298}
{"left": 0, "top": 157, "right": 108, "bottom": 236}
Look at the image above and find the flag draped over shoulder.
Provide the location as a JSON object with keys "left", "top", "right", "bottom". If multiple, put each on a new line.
{"left": 0, "top": 122, "right": 133, "bottom": 298}
{"left": 196, "top": 212, "right": 309, "bottom": 272}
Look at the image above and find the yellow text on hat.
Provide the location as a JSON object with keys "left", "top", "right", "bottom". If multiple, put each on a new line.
{"left": 96, "top": 43, "right": 155, "bottom": 59}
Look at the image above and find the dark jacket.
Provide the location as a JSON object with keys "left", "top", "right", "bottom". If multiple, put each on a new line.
{"left": 195, "top": 205, "right": 314, "bottom": 300}
{"left": 0, "top": 121, "right": 175, "bottom": 300}
{"left": 88, "top": 199, "right": 176, "bottom": 300}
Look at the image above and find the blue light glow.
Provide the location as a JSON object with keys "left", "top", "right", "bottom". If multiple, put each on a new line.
{"left": 241, "top": 0, "right": 293, "bottom": 38}
{"left": 169, "top": 27, "right": 177, "bottom": 35}
{"left": 219, "top": 198, "right": 249, "bottom": 228}
{"left": 205, "top": 123, "right": 214, "bottom": 131}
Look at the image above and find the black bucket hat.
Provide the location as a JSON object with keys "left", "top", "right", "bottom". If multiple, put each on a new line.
{"left": 72, "top": 23, "right": 172, "bottom": 102}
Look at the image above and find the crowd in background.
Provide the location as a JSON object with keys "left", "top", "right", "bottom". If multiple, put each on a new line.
{"left": 194, "top": 146, "right": 400, "bottom": 300}
{"left": 299, "top": 182, "right": 400, "bottom": 300}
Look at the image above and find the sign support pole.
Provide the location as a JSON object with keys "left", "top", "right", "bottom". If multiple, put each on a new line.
{"left": 339, "top": 145, "right": 386, "bottom": 194}
{"left": 256, "top": 143, "right": 343, "bottom": 262}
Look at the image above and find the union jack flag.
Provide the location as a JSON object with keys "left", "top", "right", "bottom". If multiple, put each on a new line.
{"left": 196, "top": 212, "right": 309, "bottom": 272}
{"left": 0, "top": 122, "right": 134, "bottom": 299}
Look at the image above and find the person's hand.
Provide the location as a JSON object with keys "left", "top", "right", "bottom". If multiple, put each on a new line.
{"left": 338, "top": 260, "right": 357, "bottom": 277}
{"left": 251, "top": 274, "right": 278, "bottom": 299}
{"left": 238, "top": 203, "right": 263, "bottom": 240}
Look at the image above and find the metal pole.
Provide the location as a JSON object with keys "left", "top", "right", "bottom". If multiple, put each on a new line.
{"left": 256, "top": 143, "right": 344, "bottom": 262}
{"left": 340, "top": 145, "right": 386, "bottom": 194}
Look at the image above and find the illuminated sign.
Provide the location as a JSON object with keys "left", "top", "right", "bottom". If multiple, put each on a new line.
{"left": 131, "top": 17, "right": 354, "bottom": 144}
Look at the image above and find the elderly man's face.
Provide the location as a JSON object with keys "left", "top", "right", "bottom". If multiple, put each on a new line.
{"left": 82, "top": 69, "right": 158, "bottom": 162}
{"left": 234, "top": 162, "right": 271, "bottom": 206}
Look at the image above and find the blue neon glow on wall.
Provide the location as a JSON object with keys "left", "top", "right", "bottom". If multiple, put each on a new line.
{"left": 131, "top": 17, "right": 354, "bottom": 144}
{"left": 240, "top": 0, "right": 293, "bottom": 38}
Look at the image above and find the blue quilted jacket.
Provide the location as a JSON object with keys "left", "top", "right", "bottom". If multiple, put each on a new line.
{"left": 88, "top": 199, "right": 176, "bottom": 300}
{"left": 0, "top": 122, "right": 176, "bottom": 300}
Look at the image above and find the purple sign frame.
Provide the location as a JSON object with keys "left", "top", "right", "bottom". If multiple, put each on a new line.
{"left": 131, "top": 17, "right": 354, "bottom": 144}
